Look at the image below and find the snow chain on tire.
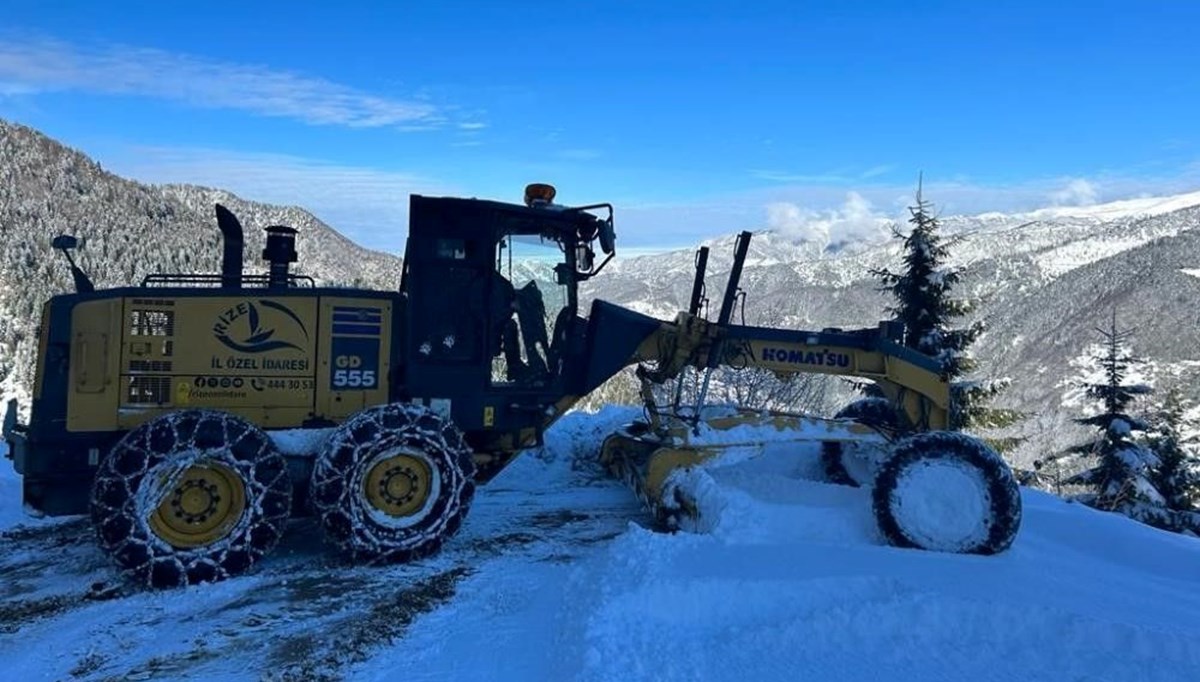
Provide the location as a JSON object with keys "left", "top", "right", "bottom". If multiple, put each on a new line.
{"left": 310, "top": 403, "right": 476, "bottom": 563}
{"left": 822, "top": 397, "right": 903, "bottom": 487}
{"left": 89, "top": 410, "right": 293, "bottom": 588}
{"left": 872, "top": 431, "right": 1022, "bottom": 555}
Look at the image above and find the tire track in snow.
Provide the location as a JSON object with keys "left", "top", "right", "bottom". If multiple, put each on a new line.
{"left": 0, "top": 460, "right": 640, "bottom": 681}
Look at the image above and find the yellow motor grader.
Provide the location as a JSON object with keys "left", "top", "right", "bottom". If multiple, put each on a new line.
{"left": 3, "top": 184, "right": 1021, "bottom": 587}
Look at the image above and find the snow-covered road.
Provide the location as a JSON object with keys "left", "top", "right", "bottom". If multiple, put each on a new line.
{"left": 3, "top": 407, "right": 1199, "bottom": 681}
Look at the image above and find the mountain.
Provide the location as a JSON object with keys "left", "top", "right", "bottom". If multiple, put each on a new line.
{"left": 0, "top": 119, "right": 403, "bottom": 407}
{"left": 583, "top": 198, "right": 1200, "bottom": 322}
{"left": 581, "top": 194, "right": 1200, "bottom": 464}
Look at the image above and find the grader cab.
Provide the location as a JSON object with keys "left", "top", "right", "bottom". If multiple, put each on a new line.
{"left": 3, "top": 185, "right": 1021, "bottom": 588}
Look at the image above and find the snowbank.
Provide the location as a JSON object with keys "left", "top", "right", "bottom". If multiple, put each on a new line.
{"left": 268, "top": 427, "right": 336, "bottom": 456}
{"left": 528, "top": 405, "right": 643, "bottom": 471}
{"left": 553, "top": 488, "right": 1200, "bottom": 682}
{"left": 2, "top": 414, "right": 1198, "bottom": 682}
{"left": 370, "top": 418, "right": 1200, "bottom": 682}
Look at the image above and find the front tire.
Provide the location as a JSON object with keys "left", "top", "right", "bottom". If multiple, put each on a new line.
{"left": 872, "top": 431, "right": 1021, "bottom": 555}
{"left": 310, "top": 403, "right": 476, "bottom": 562}
{"left": 822, "top": 397, "right": 902, "bottom": 487}
{"left": 89, "top": 410, "right": 293, "bottom": 588}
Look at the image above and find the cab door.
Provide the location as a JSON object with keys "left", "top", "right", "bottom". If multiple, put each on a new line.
{"left": 402, "top": 218, "right": 493, "bottom": 429}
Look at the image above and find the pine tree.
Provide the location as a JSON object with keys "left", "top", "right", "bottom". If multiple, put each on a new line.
{"left": 871, "top": 179, "right": 980, "bottom": 378}
{"left": 1061, "top": 313, "right": 1169, "bottom": 526}
{"left": 1145, "top": 387, "right": 1200, "bottom": 532}
{"left": 870, "top": 179, "right": 1018, "bottom": 439}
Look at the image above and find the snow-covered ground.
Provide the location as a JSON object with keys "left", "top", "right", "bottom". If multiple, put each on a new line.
{"left": 2, "top": 408, "right": 1199, "bottom": 681}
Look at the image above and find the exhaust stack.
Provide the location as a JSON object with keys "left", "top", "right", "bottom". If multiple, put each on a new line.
{"left": 215, "top": 204, "right": 244, "bottom": 289}
{"left": 263, "top": 225, "right": 298, "bottom": 288}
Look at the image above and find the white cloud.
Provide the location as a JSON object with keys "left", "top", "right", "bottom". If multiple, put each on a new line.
{"left": 616, "top": 168, "right": 1200, "bottom": 249}
{"left": 0, "top": 35, "right": 444, "bottom": 129}
{"left": 765, "top": 192, "right": 893, "bottom": 246}
{"left": 1049, "top": 178, "right": 1099, "bottom": 206}
{"left": 96, "top": 150, "right": 1200, "bottom": 254}
{"left": 107, "top": 146, "right": 458, "bottom": 252}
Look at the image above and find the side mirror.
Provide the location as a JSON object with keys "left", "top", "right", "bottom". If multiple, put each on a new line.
{"left": 566, "top": 203, "right": 616, "bottom": 280}
{"left": 598, "top": 218, "right": 615, "bottom": 255}
{"left": 52, "top": 235, "right": 79, "bottom": 251}
{"left": 52, "top": 233, "right": 95, "bottom": 294}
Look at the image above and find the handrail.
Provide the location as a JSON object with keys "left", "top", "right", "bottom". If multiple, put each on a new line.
{"left": 140, "top": 273, "right": 317, "bottom": 288}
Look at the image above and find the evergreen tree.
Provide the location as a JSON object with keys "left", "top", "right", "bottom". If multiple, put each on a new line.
{"left": 871, "top": 179, "right": 980, "bottom": 378}
{"left": 955, "top": 377, "right": 1026, "bottom": 451}
{"left": 1061, "top": 313, "right": 1169, "bottom": 526}
{"left": 1146, "top": 387, "right": 1200, "bottom": 523}
{"left": 870, "top": 180, "right": 1019, "bottom": 439}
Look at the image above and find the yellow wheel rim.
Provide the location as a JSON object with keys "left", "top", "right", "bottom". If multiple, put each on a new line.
{"left": 363, "top": 452, "right": 433, "bottom": 518}
{"left": 148, "top": 462, "right": 247, "bottom": 548}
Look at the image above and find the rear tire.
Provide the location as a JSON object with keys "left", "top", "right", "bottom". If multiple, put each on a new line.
{"left": 873, "top": 431, "right": 1021, "bottom": 555}
{"left": 822, "top": 397, "right": 901, "bottom": 487}
{"left": 89, "top": 410, "right": 292, "bottom": 588}
{"left": 310, "top": 403, "right": 476, "bottom": 563}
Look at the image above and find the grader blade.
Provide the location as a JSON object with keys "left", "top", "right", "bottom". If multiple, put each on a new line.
{"left": 600, "top": 410, "right": 886, "bottom": 530}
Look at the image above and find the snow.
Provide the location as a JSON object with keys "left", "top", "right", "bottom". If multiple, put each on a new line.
{"left": 681, "top": 411, "right": 886, "bottom": 447}
{"left": 3, "top": 413, "right": 1200, "bottom": 681}
{"left": 1060, "top": 341, "right": 1157, "bottom": 411}
{"left": 1110, "top": 417, "right": 1132, "bottom": 436}
{"left": 661, "top": 466, "right": 726, "bottom": 533}
{"left": 976, "top": 189, "right": 1200, "bottom": 223}
{"left": 889, "top": 457, "right": 989, "bottom": 551}
{"left": 1131, "top": 475, "right": 1168, "bottom": 506}
{"left": 268, "top": 427, "right": 335, "bottom": 456}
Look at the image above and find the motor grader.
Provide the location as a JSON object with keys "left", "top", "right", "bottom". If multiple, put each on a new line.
{"left": 3, "top": 184, "right": 1022, "bottom": 588}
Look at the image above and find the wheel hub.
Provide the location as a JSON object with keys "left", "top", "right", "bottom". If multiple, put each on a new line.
{"left": 364, "top": 453, "right": 432, "bottom": 517}
{"left": 148, "top": 462, "right": 247, "bottom": 548}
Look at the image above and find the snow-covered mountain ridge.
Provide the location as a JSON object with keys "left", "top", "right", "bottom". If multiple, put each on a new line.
{"left": 978, "top": 188, "right": 1200, "bottom": 222}
{"left": 582, "top": 192, "right": 1200, "bottom": 465}
{"left": 597, "top": 190, "right": 1200, "bottom": 302}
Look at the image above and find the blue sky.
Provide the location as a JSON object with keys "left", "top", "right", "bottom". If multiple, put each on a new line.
{"left": 2, "top": 0, "right": 1199, "bottom": 253}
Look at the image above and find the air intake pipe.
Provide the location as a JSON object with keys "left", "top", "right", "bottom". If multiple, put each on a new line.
{"left": 263, "top": 225, "right": 298, "bottom": 288}
{"left": 215, "top": 204, "right": 244, "bottom": 289}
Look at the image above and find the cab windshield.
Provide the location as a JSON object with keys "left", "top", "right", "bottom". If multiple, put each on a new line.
{"left": 490, "top": 234, "right": 568, "bottom": 385}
